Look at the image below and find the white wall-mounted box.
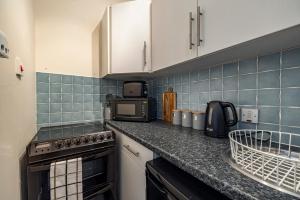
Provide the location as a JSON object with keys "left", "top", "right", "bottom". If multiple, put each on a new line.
{"left": 0, "top": 31, "right": 9, "bottom": 58}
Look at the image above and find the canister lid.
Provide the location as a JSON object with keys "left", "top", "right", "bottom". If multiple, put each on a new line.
{"left": 172, "top": 109, "right": 181, "bottom": 112}
{"left": 181, "top": 109, "right": 191, "bottom": 113}
{"left": 192, "top": 111, "right": 205, "bottom": 114}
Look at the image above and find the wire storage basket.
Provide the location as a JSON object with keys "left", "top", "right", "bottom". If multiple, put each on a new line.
{"left": 229, "top": 129, "right": 300, "bottom": 197}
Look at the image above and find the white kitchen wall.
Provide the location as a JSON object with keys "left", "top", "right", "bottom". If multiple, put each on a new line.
{"left": 34, "top": 0, "right": 126, "bottom": 77}
{"left": 0, "top": 0, "right": 36, "bottom": 199}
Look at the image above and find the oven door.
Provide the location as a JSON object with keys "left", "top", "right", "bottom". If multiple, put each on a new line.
{"left": 27, "top": 148, "right": 116, "bottom": 200}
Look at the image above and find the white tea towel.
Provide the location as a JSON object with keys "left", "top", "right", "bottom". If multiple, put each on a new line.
{"left": 67, "top": 158, "right": 83, "bottom": 200}
{"left": 68, "top": 193, "right": 83, "bottom": 200}
{"left": 50, "top": 161, "right": 67, "bottom": 200}
{"left": 67, "top": 158, "right": 82, "bottom": 174}
{"left": 67, "top": 182, "right": 83, "bottom": 195}
{"left": 50, "top": 185, "right": 66, "bottom": 199}
{"left": 50, "top": 175, "right": 66, "bottom": 189}
{"left": 50, "top": 158, "right": 83, "bottom": 200}
{"left": 67, "top": 173, "right": 82, "bottom": 185}
{"left": 50, "top": 161, "right": 67, "bottom": 177}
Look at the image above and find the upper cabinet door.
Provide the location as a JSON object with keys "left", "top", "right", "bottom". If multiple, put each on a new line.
{"left": 197, "top": 0, "right": 300, "bottom": 56}
{"left": 110, "top": 0, "right": 151, "bottom": 74}
{"left": 151, "top": 0, "right": 198, "bottom": 71}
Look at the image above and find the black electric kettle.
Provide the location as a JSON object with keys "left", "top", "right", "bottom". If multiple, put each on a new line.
{"left": 204, "top": 101, "right": 238, "bottom": 138}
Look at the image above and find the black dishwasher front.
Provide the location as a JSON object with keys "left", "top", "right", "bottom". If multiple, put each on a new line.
{"left": 146, "top": 158, "right": 230, "bottom": 200}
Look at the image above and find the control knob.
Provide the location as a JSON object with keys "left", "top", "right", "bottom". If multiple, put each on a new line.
{"left": 73, "top": 138, "right": 81, "bottom": 145}
{"left": 91, "top": 135, "right": 97, "bottom": 142}
{"left": 55, "top": 140, "right": 64, "bottom": 149}
{"left": 106, "top": 133, "right": 112, "bottom": 140}
{"left": 65, "top": 139, "right": 72, "bottom": 147}
{"left": 82, "top": 136, "right": 90, "bottom": 144}
{"left": 98, "top": 135, "right": 104, "bottom": 141}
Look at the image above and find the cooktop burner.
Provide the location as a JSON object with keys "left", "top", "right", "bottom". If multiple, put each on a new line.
{"left": 28, "top": 121, "right": 114, "bottom": 164}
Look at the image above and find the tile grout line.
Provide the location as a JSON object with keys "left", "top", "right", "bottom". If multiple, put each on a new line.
{"left": 60, "top": 75, "right": 63, "bottom": 126}
{"left": 255, "top": 55, "right": 259, "bottom": 130}
{"left": 237, "top": 60, "right": 240, "bottom": 129}
{"left": 179, "top": 74, "right": 182, "bottom": 109}
{"left": 221, "top": 64, "right": 224, "bottom": 101}
{"left": 48, "top": 75, "right": 51, "bottom": 127}
{"left": 92, "top": 79, "right": 94, "bottom": 122}
{"left": 208, "top": 67, "right": 211, "bottom": 102}
{"left": 189, "top": 72, "right": 191, "bottom": 110}
{"left": 83, "top": 78, "right": 85, "bottom": 122}
{"left": 71, "top": 76, "right": 74, "bottom": 124}
{"left": 279, "top": 49, "right": 283, "bottom": 132}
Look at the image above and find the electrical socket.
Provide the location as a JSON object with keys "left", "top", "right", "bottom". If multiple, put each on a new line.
{"left": 241, "top": 108, "right": 258, "bottom": 123}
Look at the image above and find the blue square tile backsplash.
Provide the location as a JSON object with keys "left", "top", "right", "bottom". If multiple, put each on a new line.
{"left": 36, "top": 73, "right": 124, "bottom": 128}
{"left": 37, "top": 47, "right": 300, "bottom": 134}
{"left": 153, "top": 47, "right": 300, "bottom": 134}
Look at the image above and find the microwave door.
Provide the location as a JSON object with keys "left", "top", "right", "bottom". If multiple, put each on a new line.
{"left": 117, "top": 104, "right": 136, "bottom": 116}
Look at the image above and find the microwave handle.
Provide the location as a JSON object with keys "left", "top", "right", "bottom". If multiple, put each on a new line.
{"left": 116, "top": 116, "right": 145, "bottom": 118}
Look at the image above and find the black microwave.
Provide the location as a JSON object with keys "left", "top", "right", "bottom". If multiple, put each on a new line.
{"left": 123, "top": 81, "right": 148, "bottom": 98}
{"left": 111, "top": 98, "right": 156, "bottom": 122}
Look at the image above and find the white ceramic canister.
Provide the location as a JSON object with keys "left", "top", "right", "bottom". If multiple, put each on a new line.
{"left": 192, "top": 111, "right": 206, "bottom": 130}
{"left": 172, "top": 109, "right": 182, "bottom": 125}
{"left": 182, "top": 110, "right": 192, "bottom": 128}
{"left": 104, "top": 107, "right": 112, "bottom": 120}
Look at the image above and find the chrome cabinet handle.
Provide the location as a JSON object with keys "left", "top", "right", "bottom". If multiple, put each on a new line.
{"left": 189, "top": 12, "right": 194, "bottom": 50}
{"left": 197, "top": 6, "right": 203, "bottom": 46}
{"left": 123, "top": 144, "right": 140, "bottom": 157}
{"left": 143, "top": 41, "right": 147, "bottom": 69}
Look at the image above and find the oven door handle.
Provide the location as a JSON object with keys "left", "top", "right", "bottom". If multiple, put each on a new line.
{"left": 28, "top": 148, "right": 114, "bottom": 172}
{"left": 28, "top": 164, "right": 50, "bottom": 172}
{"left": 148, "top": 174, "right": 167, "bottom": 196}
{"left": 83, "top": 148, "right": 114, "bottom": 161}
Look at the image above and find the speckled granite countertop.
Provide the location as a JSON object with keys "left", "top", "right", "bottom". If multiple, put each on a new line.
{"left": 106, "top": 120, "right": 299, "bottom": 200}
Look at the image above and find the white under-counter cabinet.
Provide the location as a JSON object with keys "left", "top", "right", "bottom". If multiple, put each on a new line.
{"left": 106, "top": 125, "right": 153, "bottom": 200}
{"left": 101, "top": 0, "right": 151, "bottom": 76}
{"left": 152, "top": 0, "right": 300, "bottom": 71}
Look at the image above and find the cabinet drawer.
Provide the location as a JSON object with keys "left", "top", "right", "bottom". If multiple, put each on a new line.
{"left": 120, "top": 133, "right": 153, "bottom": 167}
{"left": 106, "top": 125, "right": 153, "bottom": 167}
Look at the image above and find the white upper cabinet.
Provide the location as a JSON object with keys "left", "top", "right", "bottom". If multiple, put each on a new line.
{"left": 197, "top": 0, "right": 300, "bottom": 56}
{"left": 151, "top": 0, "right": 198, "bottom": 71}
{"left": 101, "top": 0, "right": 151, "bottom": 77}
{"left": 151, "top": 0, "right": 300, "bottom": 71}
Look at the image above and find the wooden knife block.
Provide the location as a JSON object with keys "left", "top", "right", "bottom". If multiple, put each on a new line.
{"left": 162, "top": 91, "right": 177, "bottom": 122}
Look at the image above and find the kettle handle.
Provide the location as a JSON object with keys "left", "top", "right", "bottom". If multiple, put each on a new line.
{"left": 221, "top": 102, "right": 238, "bottom": 126}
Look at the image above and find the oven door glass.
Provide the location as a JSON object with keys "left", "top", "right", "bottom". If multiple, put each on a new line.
{"left": 27, "top": 149, "right": 114, "bottom": 200}
{"left": 83, "top": 156, "right": 108, "bottom": 197}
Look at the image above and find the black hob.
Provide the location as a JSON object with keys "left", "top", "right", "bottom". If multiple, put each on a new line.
{"left": 28, "top": 121, "right": 114, "bottom": 164}
{"left": 33, "top": 121, "right": 106, "bottom": 142}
